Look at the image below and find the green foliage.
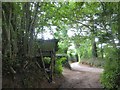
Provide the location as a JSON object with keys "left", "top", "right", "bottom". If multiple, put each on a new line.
{"left": 80, "top": 58, "right": 105, "bottom": 68}
{"left": 57, "top": 40, "right": 70, "bottom": 53}
{"left": 100, "top": 48, "right": 120, "bottom": 89}
{"left": 78, "top": 39, "right": 92, "bottom": 59}
{"left": 55, "top": 57, "right": 67, "bottom": 75}
{"left": 2, "top": 2, "right": 120, "bottom": 88}
{"left": 61, "top": 57, "right": 68, "bottom": 64}
{"left": 44, "top": 57, "right": 51, "bottom": 64}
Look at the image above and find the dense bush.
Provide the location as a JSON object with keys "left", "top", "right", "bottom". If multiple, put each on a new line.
{"left": 55, "top": 57, "right": 67, "bottom": 75}
{"left": 100, "top": 48, "right": 120, "bottom": 89}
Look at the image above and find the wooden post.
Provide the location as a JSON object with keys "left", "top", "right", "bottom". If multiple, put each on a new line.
{"left": 40, "top": 49, "right": 49, "bottom": 81}
{"left": 50, "top": 51, "right": 53, "bottom": 82}
{"left": 49, "top": 49, "right": 55, "bottom": 82}
{"left": 53, "top": 49, "right": 56, "bottom": 73}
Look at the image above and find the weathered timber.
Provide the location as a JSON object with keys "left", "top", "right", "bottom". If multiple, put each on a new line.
{"left": 37, "top": 39, "right": 59, "bottom": 52}
{"left": 35, "top": 39, "right": 59, "bottom": 83}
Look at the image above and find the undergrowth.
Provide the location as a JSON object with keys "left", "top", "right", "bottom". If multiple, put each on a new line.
{"left": 79, "top": 58, "right": 105, "bottom": 68}
{"left": 55, "top": 57, "right": 67, "bottom": 75}
{"left": 100, "top": 48, "right": 120, "bottom": 89}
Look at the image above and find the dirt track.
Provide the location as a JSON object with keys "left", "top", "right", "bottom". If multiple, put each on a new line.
{"left": 59, "top": 62, "right": 104, "bottom": 88}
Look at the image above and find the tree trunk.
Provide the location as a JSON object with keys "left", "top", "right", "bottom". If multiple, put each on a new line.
{"left": 92, "top": 38, "right": 98, "bottom": 58}
{"left": 118, "top": 2, "right": 120, "bottom": 47}
{"left": 76, "top": 52, "right": 81, "bottom": 62}
{"left": 28, "top": 3, "right": 39, "bottom": 57}
{"left": 101, "top": 43, "right": 104, "bottom": 59}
